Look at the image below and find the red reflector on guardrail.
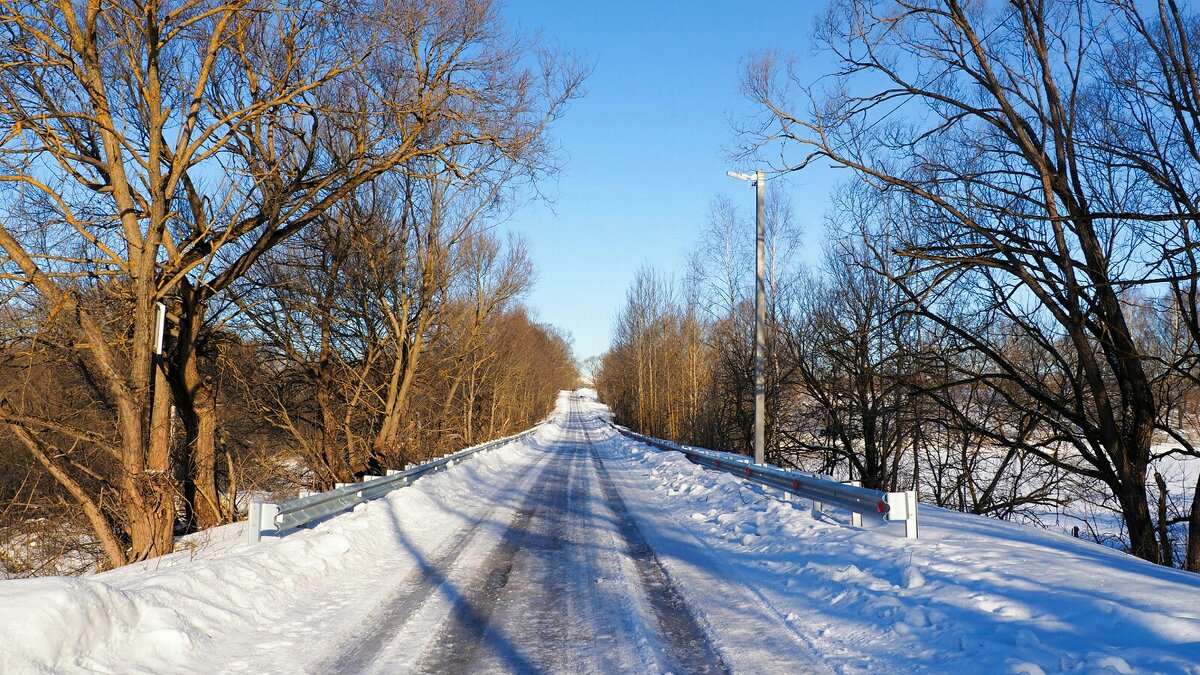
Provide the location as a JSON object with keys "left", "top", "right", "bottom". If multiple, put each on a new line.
{"left": 877, "top": 501, "right": 887, "bottom": 513}
{"left": 714, "top": 460, "right": 721, "bottom": 468}
{"left": 744, "top": 468, "right": 752, "bottom": 476}
{"left": 792, "top": 479, "right": 799, "bottom": 489}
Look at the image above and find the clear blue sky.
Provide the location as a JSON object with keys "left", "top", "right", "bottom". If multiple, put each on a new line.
{"left": 500, "top": 1, "right": 840, "bottom": 362}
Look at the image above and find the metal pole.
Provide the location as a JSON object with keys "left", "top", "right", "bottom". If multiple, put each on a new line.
{"left": 754, "top": 169, "right": 766, "bottom": 465}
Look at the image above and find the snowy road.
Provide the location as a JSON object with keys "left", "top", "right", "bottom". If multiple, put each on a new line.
{"left": 5, "top": 389, "right": 1200, "bottom": 674}
{"left": 308, "top": 397, "right": 804, "bottom": 674}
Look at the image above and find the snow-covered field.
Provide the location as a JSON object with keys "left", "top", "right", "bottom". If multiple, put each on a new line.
{"left": 0, "top": 390, "right": 1198, "bottom": 673}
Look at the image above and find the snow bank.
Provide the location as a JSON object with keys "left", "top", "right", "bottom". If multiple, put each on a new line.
{"left": 0, "top": 522, "right": 359, "bottom": 672}
{"left": 597, "top": 400, "right": 1200, "bottom": 674}
{"left": 0, "top": 437, "right": 537, "bottom": 674}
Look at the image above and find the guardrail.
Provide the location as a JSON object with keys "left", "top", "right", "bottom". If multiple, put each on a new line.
{"left": 612, "top": 425, "right": 918, "bottom": 539}
{"left": 247, "top": 426, "right": 541, "bottom": 544}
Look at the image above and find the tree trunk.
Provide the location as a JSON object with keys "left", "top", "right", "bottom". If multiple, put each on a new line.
{"left": 169, "top": 293, "right": 224, "bottom": 531}
{"left": 1115, "top": 463, "right": 1161, "bottom": 564}
{"left": 124, "top": 470, "right": 176, "bottom": 562}
{"left": 317, "top": 381, "right": 354, "bottom": 487}
{"left": 374, "top": 311, "right": 432, "bottom": 463}
{"left": 1187, "top": 469, "right": 1200, "bottom": 572}
{"left": 191, "top": 387, "right": 222, "bottom": 528}
{"left": 1154, "top": 471, "right": 1174, "bottom": 567}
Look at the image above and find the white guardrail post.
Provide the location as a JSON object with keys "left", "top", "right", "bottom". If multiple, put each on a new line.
{"left": 246, "top": 426, "right": 539, "bottom": 545}
{"left": 247, "top": 501, "right": 280, "bottom": 543}
{"left": 886, "top": 489, "right": 919, "bottom": 539}
{"left": 846, "top": 481, "right": 863, "bottom": 528}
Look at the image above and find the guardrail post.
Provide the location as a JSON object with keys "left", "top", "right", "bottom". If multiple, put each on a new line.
{"left": 247, "top": 501, "right": 280, "bottom": 544}
{"left": 248, "top": 501, "right": 262, "bottom": 544}
{"left": 905, "top": 490, "right": 919, "bottom": 539}
{"left": 812, "top": 475, "right": 839, "bottom": 516}
{"left": 847, "top": 481, "right": 863, "bottom": 528}
{"left": 886, "top": 490, "right": 920, "bottom": 539}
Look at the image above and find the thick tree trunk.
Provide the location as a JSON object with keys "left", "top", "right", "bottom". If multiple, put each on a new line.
{"left": 111, "top": 289, "right": 176, "bottom": 562}
{"left": 169, "top": 293, "right": 224, "bottom": 531}
{"left": 1114, "top": 409, "right": 1160, "bottom": 564}
{"left": 122, "top": 356, "right": 176, "bottom": 562}
{"left": 191, "top": 388, "right": 222, "bottom": 528}
{"left": 1115, "top": 462, "right": 1161, "bottom": 565}
{"left": 124, "top": 470, "right": 176, "bottom": 562}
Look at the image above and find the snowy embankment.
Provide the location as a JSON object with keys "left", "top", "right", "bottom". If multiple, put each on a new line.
{"left": 0, "top": 434, "right": 555, "bottom": 674}
{"left": 0, "top": 391, "right": 1197, "bottom": 673}
{"left": 603, "top": 425, "right": 1200, "bottom": 673}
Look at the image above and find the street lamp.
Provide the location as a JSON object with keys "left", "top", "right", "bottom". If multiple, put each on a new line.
{"left": 726, "top": 169, "right": 766, "bottom": 466}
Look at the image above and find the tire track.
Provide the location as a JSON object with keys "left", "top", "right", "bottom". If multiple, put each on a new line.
{"left": 411, "top": 449, "right": 573, "bottom": 673}
{"left": 312, "top": 447, "right": 556, "bottom": 673}
{"left": 585, "top": 428, "right": 730, "bottom": 675}
{"left": 324, "top": 401, "right": 731, "bottom": 674}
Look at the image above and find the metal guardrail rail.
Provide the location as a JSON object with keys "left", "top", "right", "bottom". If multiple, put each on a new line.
{"left": 247, "top": 425, "right": 542, "bottom": 544}
{"left": 612, "top": 424, "right": 919, "bottom": 538}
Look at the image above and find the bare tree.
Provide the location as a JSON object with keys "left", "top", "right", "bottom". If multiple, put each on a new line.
{"left": 1087, "top": 0, "right": 1200, "bottom": 570}
{"left": 430, "top": 231, "right": 534, "bottom": 451}
{"left": 0, "top": 0, "right": 583, "bottom": 564}
{"left": 740, "top": 0, "right": 1199, "bottom": 565}
{"left": 778, "top": 233, "right": 915, "bottom": 491}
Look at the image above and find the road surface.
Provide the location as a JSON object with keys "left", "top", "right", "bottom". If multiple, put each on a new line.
{"left": 299, "top": 393, "right": 823, "bottom": 674}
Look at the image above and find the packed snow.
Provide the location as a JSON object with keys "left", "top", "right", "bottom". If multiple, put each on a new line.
{"left": 0, "top": 390, "right": 1197, "bottom": 673}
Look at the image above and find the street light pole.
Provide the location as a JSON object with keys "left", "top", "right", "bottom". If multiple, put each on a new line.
{"left": 727, "top": 169, "right": 767, "bottom": 466}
